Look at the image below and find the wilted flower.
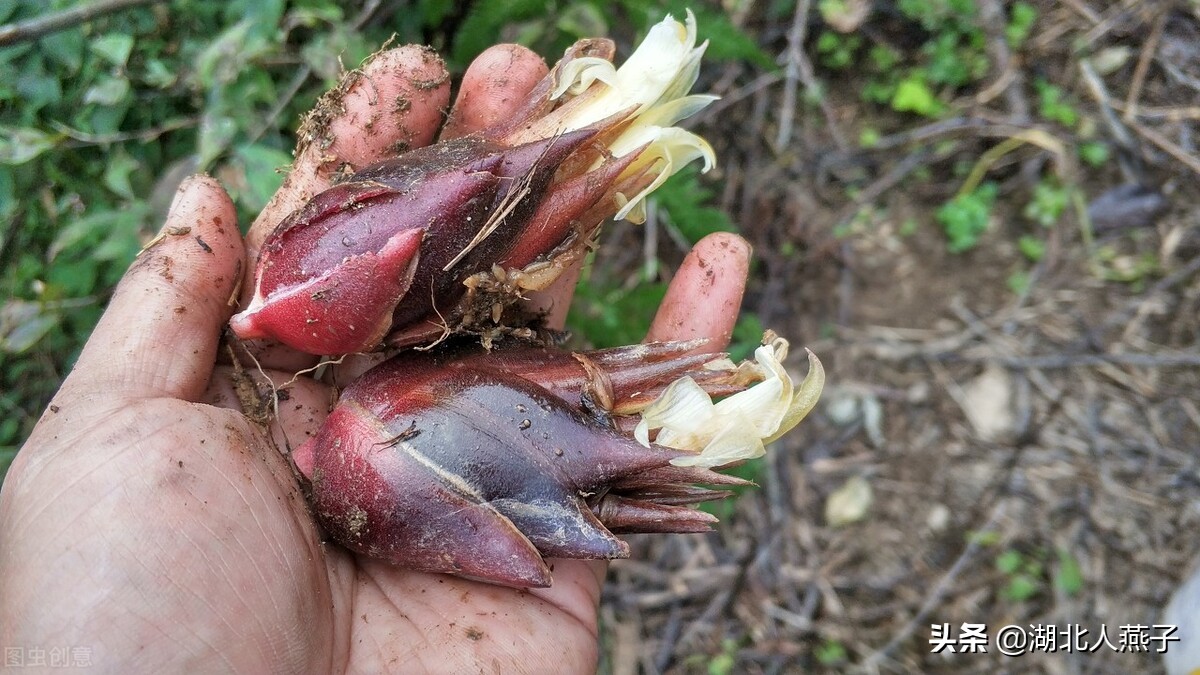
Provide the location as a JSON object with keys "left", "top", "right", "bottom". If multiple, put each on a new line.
{"left": 294, "top": 334, "right": 822, "bottom": 588}
{"left": 231, "top": 13, "right": 717, "bottom": 355}
{"left": 634, "top": 335, "right": 825, "bottom": 467}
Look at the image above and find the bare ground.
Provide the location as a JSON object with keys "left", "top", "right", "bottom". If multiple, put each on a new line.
{"left": 595, "top": 2, "right": 1200, "bottom": 673}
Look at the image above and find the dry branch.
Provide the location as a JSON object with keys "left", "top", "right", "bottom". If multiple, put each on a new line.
{"left": 0, "top": 0, "right": 158, "bottom": 47}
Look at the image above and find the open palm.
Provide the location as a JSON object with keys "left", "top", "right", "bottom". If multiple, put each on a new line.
{"left": 0, "top": 45, "right": 750, "bottom": 673}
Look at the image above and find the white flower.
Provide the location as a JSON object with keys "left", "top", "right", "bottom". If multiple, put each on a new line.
{"left": 518, "top": 11, "right": 717, "bottom": 224}
{"left": 633, "top": 337, "right": 825, "bottom": 468}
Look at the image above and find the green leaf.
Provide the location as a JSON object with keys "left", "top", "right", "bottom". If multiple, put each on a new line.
{"left": 196, "top": 20, "right": 274, "bottom": 87}
{"left": 0, "top": 447, "right": 15, "bottom": 485}
{"left": 223, "top": 0, "right": 285, "bottom": 40}
{"left": 868, "top": 44, "right": 900, "bottom": 71}
{"left": 0, "top": 301, "right": 59, "bottom": 354}
{"left": 707, "top": 651, "right": 734, "bottom": 675}
{"left": 49, "top": 209, "right": 140, "bottom": 261}
{"left": 566, "top": 279, "right": 667, "bottom": 349}
{"left": 233, "top": 142, "right": 292, "bottom": 212}
{"left": 891, "top": 75, "right": 943, "bottom": 116}
{"left": 91, "top": 33, "right": 135, "bottom": 68}
{"left": 452, "top": 0, "right": 550, "bottom": 67}
{"left": 1079, "top": 141, "right": 1110, "bottom": 167}
{"left": 83, "top": 75, "right": 131, "bottom": 106}
{"left": 285, "top": 3, "right": 344, "bottom": 27}
{"left": 1035, "top": 79, "right": 1078, "bottom": 127}
{"left": 0, "top": 0, "right": 18, "bottom": 24}
{"left": 816, "top": 30, "right": 859, "bottom": 69}
{"left": 995, "top": 549, "right": 1023, "bottom": 574}
{"left": 142, "top": 58, "right": 177, "bottom": 89}
{"left": 1023, "top": 180, "right": 1069, "bottom": 227}
{"left": 968, "top": 530, "right": 1001, "bottom": 546}
{"left": 1017, "top": 235, "right": 1045, "bottom": 262}
{"left": 1003, "top": 574, "right": 1040, "bottom": 601}
{"left": 936, "top": 182, "right": 996, "bottom": 252}
{"left": 17, "top": 67, "right": 63, "bottom": 110}
{"left": 1007, "top": 270, "right": 1031, "bottom": 294}
{"left": 0, "top": 126, "right": 56, "bottom": 165}
{"left": 1006, "top": 2, "right": 1037, "bottom": 48}
{"left": 197, "top": 113, "right": 238, "bottom": 169}
{"left": 103, "top": 150, "right": 139, "bottom": 199}
{"left": 814, "top": 640, "right": 848, "bottom": 665}
{"left": 0, "top": 167, "right": 14, "bottom": 220}
{"left": 729, "top": 313, "right": 765, "bottom": 362}
{"left": 555, "top": 3, "right": 607, "bottom": 38}
{"left": 41, "top": 29, "right": 85, "bottom": 73}
{"left": 1055, "top": 548, "right": 1084, "bottom": 596}
{"left": 0, "top": 418, "right": 16, "bottom": 445}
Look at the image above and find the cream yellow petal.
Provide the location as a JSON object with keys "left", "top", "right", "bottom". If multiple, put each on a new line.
{"left": 633, "top": 375, "right": 715, "bottom": 447}
{"left": 611, "top": 127, "right": 715, "bottom": 221}
{"left": 551, "top": 56, "right": 617, "bottom": 99}
{"left": 635, "top": 336, "right": 824, "bottom": 468}
{"left": 670, "top": 422, "right": 767, "bottom": 468}
{"left": 553, "top": 13, "right": 699, "bottom": 131}
{"left": 764, "top": 349, "right": 825, "bottom": 444}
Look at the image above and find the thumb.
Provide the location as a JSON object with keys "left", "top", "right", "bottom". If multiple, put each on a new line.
{"left": 62, "top": 175, "right": 244, "bottom": 402}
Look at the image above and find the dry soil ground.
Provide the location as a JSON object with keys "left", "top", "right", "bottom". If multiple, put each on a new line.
{"left": 595, "top": 2, "right": 1200, "bottom": 673}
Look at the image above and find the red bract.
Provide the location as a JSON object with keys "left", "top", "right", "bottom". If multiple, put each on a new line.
{"left": 231, "top": 14, "right": 717, "bottom": 355}
{"left": 229, "top": 131, "right": 599, "bottom": 355}
{"left": 293, "top": 341, "right": 754, "bottom": 588}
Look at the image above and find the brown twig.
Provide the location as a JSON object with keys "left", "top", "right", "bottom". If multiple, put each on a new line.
{"left": 843, "top": 117, "right": 1029, "bottom": 154}
{"left": 0, "top": 0, "right": 159, "bottom": 47}
{"left": 1078, "top": 58, "right": 1136, "bottom": 153}
{"left": 936, "top": 351, "right": 1200, "bottom": 369}
{"left": 51, "top": 116, "right": 198, "bottom": 146}
{"left": 703, "top": 72, "right": 782, "bottom": 120}
{"left": 1100, "top": 254, "right": 1200, "bottom": 334}
{"left": 776, "top": 0, "right": 809, "bottom": 151}
{"left": 1060, "top": 0, "right": 1102, "bottom": 25}
{"left": 1081, "top": 2, "right": 1139, "bottom": 46}
{"left": 1108, "top": 102, "right": 1200, "bottom": 122}
{"left": 1128, "top": 120, "right": 1200, "bottom": 177}
{"left": 775, "top": 0, "right": 846, "bottom": 152}
{"left": 1123, "top": 10, "right": 1168, "bottom": 122}
{"left": 977, "top": 0, "right": 1029, "bottom": 121}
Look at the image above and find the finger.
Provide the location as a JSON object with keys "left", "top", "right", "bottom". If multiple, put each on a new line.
{"left": 645, "top": 232, "right": 751, "bottom": 351}
{"left": 441, "top": 44, "right": 549, "bottom": 140}
{"left": 64, "top": 175, "right": 244, "bottom": 401}
{"left": 247, "top": 45, "right": 452, "bottom": 253}
{"left": 201, "top": 366, "right": 334, "bottom": 455}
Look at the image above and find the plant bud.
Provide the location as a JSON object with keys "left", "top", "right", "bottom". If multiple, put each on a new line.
{"left": 232, "top": 12, "right": 718, "bottom": 355}
{"left": 295, "top": 335, "right": 823, "bottom": 587}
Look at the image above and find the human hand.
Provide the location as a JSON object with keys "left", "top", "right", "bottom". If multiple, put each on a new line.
{"left": 0, "top": 45, "right": 751, "bottom": 672}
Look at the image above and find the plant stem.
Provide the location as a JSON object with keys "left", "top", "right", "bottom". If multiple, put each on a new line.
{"left": 0, "top": 0, "right": 161, "bottom": 48}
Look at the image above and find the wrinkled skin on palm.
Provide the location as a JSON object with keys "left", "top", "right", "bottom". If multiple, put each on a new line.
{"left": 293, "top": 340, "right": 755, "bottom": 588}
